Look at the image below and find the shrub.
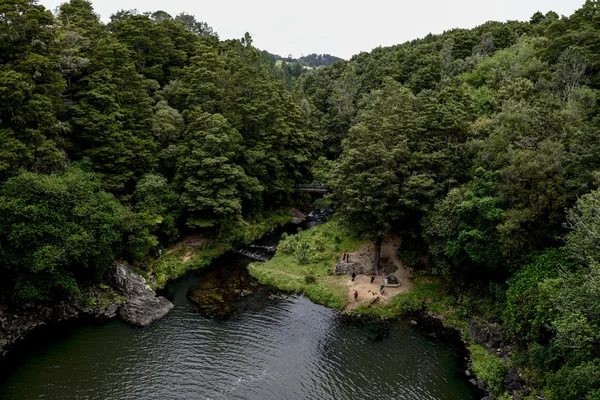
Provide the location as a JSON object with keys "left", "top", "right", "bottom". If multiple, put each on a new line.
{"left": 469, "top": 344, "right": 508, "bottom": 395}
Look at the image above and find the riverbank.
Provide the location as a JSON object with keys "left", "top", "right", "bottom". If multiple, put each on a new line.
{"left": 0, "top": 208, "right": 302, "bottom": 359}
{"left": 248, "top": 220, "right": 532, "bottom": 400}
{"left": 248, "top": 220, "right": 365, "bottom": 310}
{"left": 248, "top": 220, "right": 416, "bottom": 312}
{"left": 144, "top": 208, "right": 297, "bottom": 289}
{"left": 0, "top": 261, "right": 175, "bottom": 357}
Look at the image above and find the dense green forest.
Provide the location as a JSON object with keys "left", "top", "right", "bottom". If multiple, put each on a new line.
{"left": 0, "top": 0, "right": 314, "bottom": 301}
{"left": 1, "top": 0, "right": 600, "bottom": 397}
{"left": 303, "top": 2, "right": 600, "bottom": 398}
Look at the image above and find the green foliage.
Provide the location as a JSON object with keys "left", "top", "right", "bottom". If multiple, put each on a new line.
{"left": 330, "top": 78, "right": 436, "bottom": 244}
{"left": 469, "top": 344, "right": 509, "bottom": 396}
{"left": 546, "top": 360, "right": 600, "bottom": 400}
{"left": 249, "top": 220, "right": 364, "bottom": 310}
{"left": 423, "top": 168, "right": 504, "bottom": 280}
{"left": 565, "top": 189, "right": 600, "bottom": 264}
{"left": 503, "top": 248, "right": 571, "bottom": 341}
{"left": 0, "top": 165, "right": 126, "bottom": 301}
{"left": 240, "top": 209, "right": 292, "bottom": 243}
{"left": 176, "top": 109, "right": 261, "bottom": 232}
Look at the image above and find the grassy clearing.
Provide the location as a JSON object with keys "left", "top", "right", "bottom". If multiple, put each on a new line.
{"left": 151, "top": 243, "right": 230, "bottom": 289}
{"left": 248, "top": 220, "right": 366, "bottom": 310}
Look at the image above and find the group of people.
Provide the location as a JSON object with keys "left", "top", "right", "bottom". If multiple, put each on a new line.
{"left": 351, "top": 270, "right": 385, "bottom": 301}
{"left": 341, "top": 252, "right": 351, "bottom": 263}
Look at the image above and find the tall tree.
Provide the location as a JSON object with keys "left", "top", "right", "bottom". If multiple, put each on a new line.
{"left": 175, "top": 109, "right": 261, "bottom": 236}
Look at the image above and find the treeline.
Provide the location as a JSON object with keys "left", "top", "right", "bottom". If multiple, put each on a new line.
{"left": 0, "top": 1, "right": 313, "bottom": 302}
{"left": 298, "top": 2, "right": 600, "bottom": 398}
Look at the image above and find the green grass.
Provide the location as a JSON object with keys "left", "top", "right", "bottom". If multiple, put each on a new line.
{"left": 147, "top": 209, "right": 293, "bottom": 289}
{"left": 469, "top": 343, "right": 509, "bottom": 396}
{"left": 151, "top": 243, "right": 230, "bottom": 289}
{"left": 248, "top": 220, "right": 366, "bottom": 310}
{"left": 350, "top": 273, "right": 468, "bottom": 325}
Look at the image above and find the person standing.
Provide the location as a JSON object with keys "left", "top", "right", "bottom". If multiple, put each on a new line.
{"left": 370, "top": 271, "right": 375, "bottom": 284}
{"left": 354, "top": 290, "right": 358, "bottom": 301}
{"left": 342, "top": 252, "right": 346, "bottom": 261}
{"left": 346, "top": 253, "right": 350, "bottom": 263}
{"left": 351, "top": 272, "right": 356, "bottom": 282}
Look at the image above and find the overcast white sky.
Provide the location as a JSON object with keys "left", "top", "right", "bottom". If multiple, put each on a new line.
{"left": 39, "top": 0, "right": 585, "bottom": 59}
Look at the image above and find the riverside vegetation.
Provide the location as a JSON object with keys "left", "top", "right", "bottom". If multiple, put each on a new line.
{"left": 2, "top": 0, "right": 600, "bottom": 398}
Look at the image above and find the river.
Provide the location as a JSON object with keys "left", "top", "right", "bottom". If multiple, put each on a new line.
{"left": 0, "top": 214, "right": 482, "bottom": 400}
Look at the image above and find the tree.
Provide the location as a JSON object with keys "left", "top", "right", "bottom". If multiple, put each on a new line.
{"left": 330, "top": 79, "right": 434, "bottom": 269}
{"left": 565, "top": 188, "right": 600, "bottom": 264}
{"left": 0, "top": 165, "right": 126, "bottom": 301}
{"left": 174, "top": 12, "right": 216, "bottom": 37}
{"left": 0, "top": 0, "right": 67, "bottom": 180}
{"left": 176, "top": 110, "right": 261, "bottom": 235}
{"left": 423, "top": 168, "right": 504, "bottom": 282}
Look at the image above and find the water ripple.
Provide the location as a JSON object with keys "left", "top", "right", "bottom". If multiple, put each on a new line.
{"left": 0, "top": 278, "right": 479, "bottom": 400}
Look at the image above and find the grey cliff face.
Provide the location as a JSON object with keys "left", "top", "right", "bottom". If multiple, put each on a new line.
{"left": 107, "top": 263, "right": 174, "bottom": 327}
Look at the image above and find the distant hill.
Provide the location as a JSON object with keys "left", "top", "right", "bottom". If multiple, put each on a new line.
{"left": 298, "top": 53, "right": 344, "bottom": 68}
{"left": 262, "top": 52, "right": 344, "bottom": 68}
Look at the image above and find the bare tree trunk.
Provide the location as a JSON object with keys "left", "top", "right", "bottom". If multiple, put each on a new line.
{"left": 372, "top": 238, "right": 383, "bottom": 275}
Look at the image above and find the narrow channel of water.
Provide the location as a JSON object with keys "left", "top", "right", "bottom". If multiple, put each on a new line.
{"left": 0, "top": 213, "right": 482, "bottom": 400}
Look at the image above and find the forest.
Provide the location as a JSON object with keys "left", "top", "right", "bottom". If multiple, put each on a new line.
{"left": 1, "top": 0, "right": 600, "bottom": 398}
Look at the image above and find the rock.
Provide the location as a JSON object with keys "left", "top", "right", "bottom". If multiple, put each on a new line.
{"left": 410, "top": 320, "right": 418, "bottom": 326}
{"left": 119, "top": 296, "right": 173, "bottom": 327}
{"left": 334, "top": 261, "right": 368, "bottom": 275}
{"left": 107, "top": 262, "right": 174, "bottom": 326}
{"left": 465, "top": 369, "right": 471, "bottom": 377}
{"left": 289, "top": 208, "right": 306, "bottom": 224}
{"left": 468, "top": 320, "right": 490, "bottom": 344}
{"left": 488, "top": 330, "right": 502, "bottom": 348}
{"left": 504, "top": 369, "right": 525, "bottom": 392}
{"left": 107, "top": 262, "right": 154, "bottom": 298}
{"left": 104, "top": 304, "right": 119, "bottom": 318}
{"left": 469, "top": 379, "right": 478, "bottom": 386}
{"left": 480, "top": 396, "right": 495, "bottom": 400}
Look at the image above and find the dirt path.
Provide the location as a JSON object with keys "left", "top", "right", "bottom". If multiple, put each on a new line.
{"left": 165, "top": 234, "right": 207, "bottom": 262}
{"left": 344, "top": 235, "right": 412, "bottom": 310}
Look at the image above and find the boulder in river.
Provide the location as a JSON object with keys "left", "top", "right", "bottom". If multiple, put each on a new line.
{"left": 107, "top": 262, "right": 174, "bottom": 326}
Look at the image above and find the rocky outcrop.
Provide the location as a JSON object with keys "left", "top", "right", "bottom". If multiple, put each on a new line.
{"left": 1, "top": 262, "right": 174, "bottom": 357}
{"left": 106, "top": 262, "right": 174, "bottom": 326}
{"left": 334, "top": 260, "right": 368, "bottom": 275}
{"left": 0, "top": 291, "right": 123, "bottom": 357}
{"left": 467, "top": 318, "right": 531, "bottom": 399}
{"left": 289, "top": 208, "right": 307, "bottom": 224}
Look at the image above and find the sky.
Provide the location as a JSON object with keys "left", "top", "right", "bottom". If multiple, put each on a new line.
{"left": 39, "top": 0, "right": 586, "bottom": 60}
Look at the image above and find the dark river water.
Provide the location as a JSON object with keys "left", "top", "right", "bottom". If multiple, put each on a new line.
{"left": 0, "top": 215, "right": 481, "bottom": 400}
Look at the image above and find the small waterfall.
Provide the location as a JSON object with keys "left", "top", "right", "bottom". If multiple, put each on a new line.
{"left": 233, "top": 207, "right": 332, "bottom": 262}
{"left": 234, "top": 244, "right": 277, "bottom": 262}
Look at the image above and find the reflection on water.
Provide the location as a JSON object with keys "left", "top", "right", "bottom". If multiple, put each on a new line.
{"left": 0, "top": 274, "right": 480, "bottom": 400}
{"left": 0, "top": 213, "right": 482, "bottom": 400}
